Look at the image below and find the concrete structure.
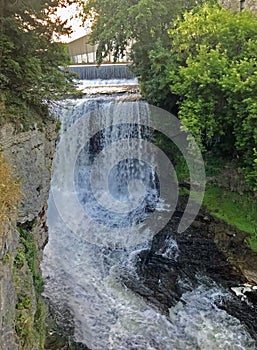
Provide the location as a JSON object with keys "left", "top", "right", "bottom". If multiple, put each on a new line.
{"left": 68, "top": 34, "right": 132, "bottom": 64}
{"left": 219, "top": 0, "right": 257, "bottom": 12}
{"left": 68, "top": 35, "right": 97, "bottom": 64}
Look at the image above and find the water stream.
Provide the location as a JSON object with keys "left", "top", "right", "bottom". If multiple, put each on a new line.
{"left": 42, "top": 65, "right": 256, "bottom": 350}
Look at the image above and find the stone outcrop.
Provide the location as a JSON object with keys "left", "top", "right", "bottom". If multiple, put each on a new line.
{"left": 0, "top": 122, "right": 57, "bottom": 350}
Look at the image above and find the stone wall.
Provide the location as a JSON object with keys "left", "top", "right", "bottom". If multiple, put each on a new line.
{"left": 219, "top": 0, "right": 257, "bottom": 11}
{"left": 0, "top": 122, "right": 57, "bottom": 349}
{"left": 246, "top": 0, "right": 257, "bottom": 12}
{"left": 219, "top": 0, "right": 240, "bottom": 11}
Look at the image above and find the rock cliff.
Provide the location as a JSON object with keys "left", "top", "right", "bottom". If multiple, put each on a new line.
{"left": 0, "top": 122, "right": 57, "bottom": 350}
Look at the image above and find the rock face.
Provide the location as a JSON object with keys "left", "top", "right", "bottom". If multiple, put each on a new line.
{"left": 0, "top": 122, "right": 57, "bottom": 350}
{"left": 0, "top": 123, "right": 56, "bottom": 224}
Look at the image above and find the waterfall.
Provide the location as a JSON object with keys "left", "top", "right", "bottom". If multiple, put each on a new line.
{"left": 69, "top": 64, "right": 135, "bottom": 80}
{"left": 42, "top": 68, "right": 256, "bottom": 350}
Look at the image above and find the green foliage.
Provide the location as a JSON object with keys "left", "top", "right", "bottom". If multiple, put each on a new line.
{"left": 0, "top": 0, "right": 78, "bottom": 122}
{"left": 17, "top": 227, "right": 44, "bottom": 293}
{"left": 15, "top": 291, "right": 46, "bottom": 349}
{"left": 14, "top": 247, "right": 27, "bottom": 268}
{"left": 13, "top": 225, "right": 47, "bottom": 348}
{"left": 18, "top": 228, "right": 36, "bottom": 271}
{"left": 163, "top": 4, "right": 257, "bottom": 189}
{"left": 139, "top": 4, "right": 257, "bottom": 189}
{"left": 0, "top": 252, "right": 11, "bottom": 264}
{"left": 13, "top": 266, "right": 36, "bottom": 348}
{"left": 15, "top": 294, "right": 35, "bottom": 346}
{"left": 135, "top": 42, "right": 176, "bottom": 106}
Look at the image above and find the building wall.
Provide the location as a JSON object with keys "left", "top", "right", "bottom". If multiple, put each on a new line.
{"left": 68, "top": 35, "right": 98, "bottom": 64}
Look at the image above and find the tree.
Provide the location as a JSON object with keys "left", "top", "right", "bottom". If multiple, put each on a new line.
{"left": 0, "top": 0, "right": 77, "bottom": 121}
{"left": 79, "top": 0, "right": 206, "bottom": 108}
{"left": 163, "top": 4, "right": 257, "bottom": 188}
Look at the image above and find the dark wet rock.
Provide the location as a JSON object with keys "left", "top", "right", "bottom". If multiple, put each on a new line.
{"left": 245, "top": 289, "right": 257, "bottom": 304}
{"left": 123, "top": 195, "right": 257, "bottom": 344}
{"left": 44, "top": 301, "right": 91, "bottom": 350}
{"left": 204, "top": 213, "right": 257, "bottom": 286}
{"left": 123, "top": 252, "right": 183, "bottom": 314}
{"left": 217, "top": 296, "right": 257, "bottom": 343}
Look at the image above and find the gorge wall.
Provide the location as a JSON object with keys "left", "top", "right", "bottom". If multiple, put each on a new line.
{"left": 0, "top": 122, "right": 57, "bottom": 350}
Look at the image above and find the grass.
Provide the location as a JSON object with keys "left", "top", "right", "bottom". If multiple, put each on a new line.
{"left": 0, "top": 152, "right": 20, "bottom": 232}
{"left": 203, "top": 184, "right": 257, "bottom": 251}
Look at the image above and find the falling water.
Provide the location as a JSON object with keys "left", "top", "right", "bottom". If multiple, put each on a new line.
{"left": 69, "top": 64, "right": 135, "bottom": 80}
{"left": 42, "top": 66, "right": 255, "bottom": 350}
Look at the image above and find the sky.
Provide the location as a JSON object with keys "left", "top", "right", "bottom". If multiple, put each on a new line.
{"left": 56, "top": 3, "right": 91, "bottom": 42}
